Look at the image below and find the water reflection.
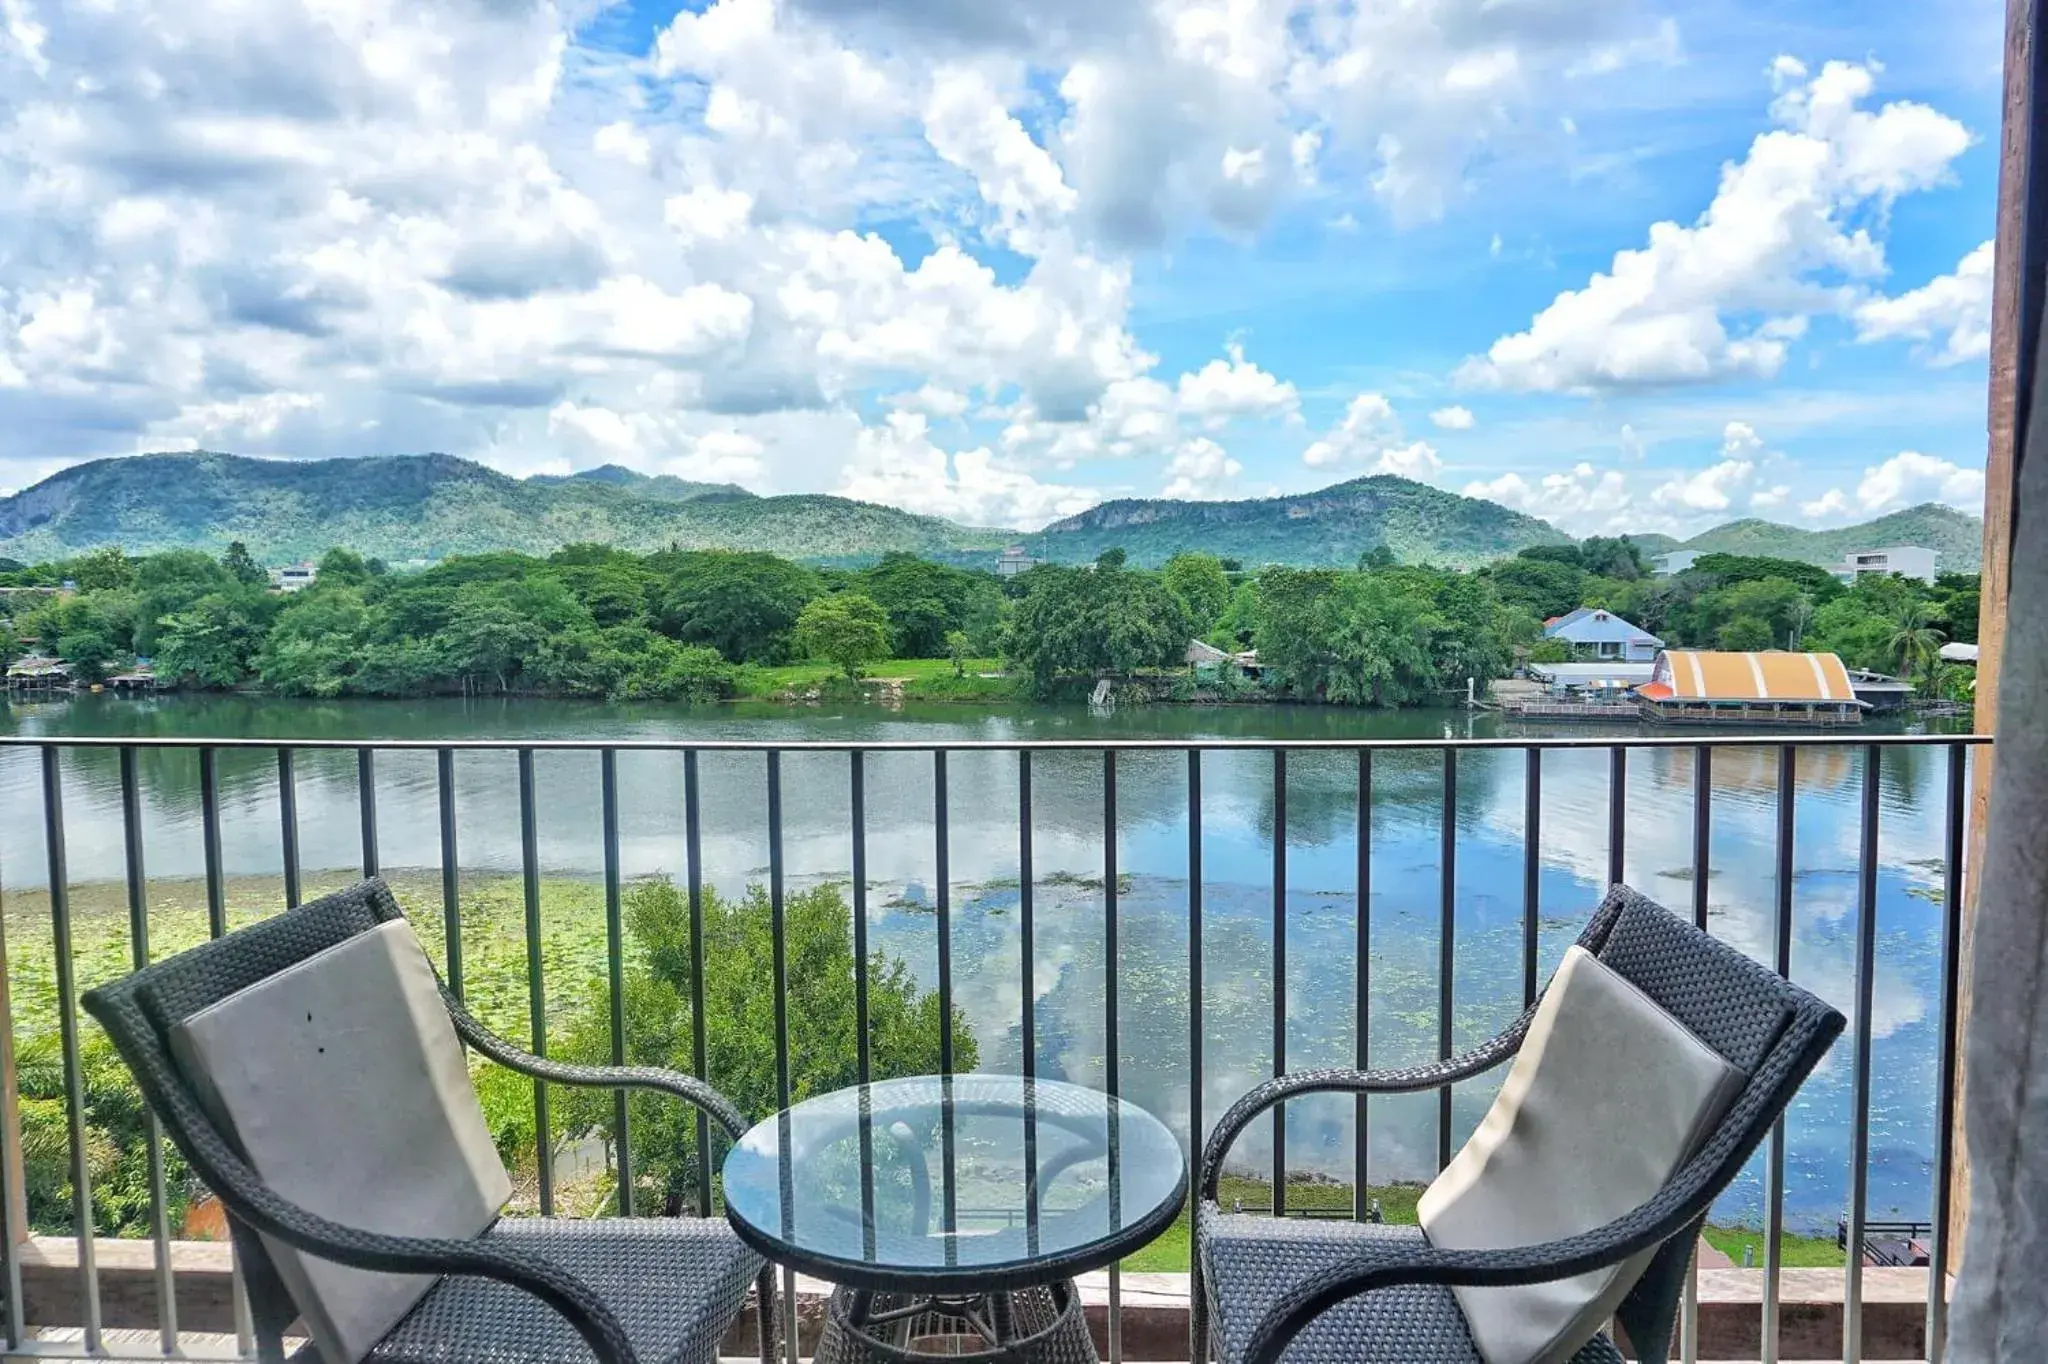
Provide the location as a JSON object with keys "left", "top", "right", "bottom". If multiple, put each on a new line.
{"left": 0, "top": 693, "right": 1974, "bottom": 1235}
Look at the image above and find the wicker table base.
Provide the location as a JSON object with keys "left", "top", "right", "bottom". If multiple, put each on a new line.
{"left": 815, "top": 1282, "right": 1097, "bottom": 1364}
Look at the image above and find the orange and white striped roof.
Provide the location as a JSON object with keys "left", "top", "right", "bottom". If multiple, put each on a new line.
{"left": 1643, "top": 650, "right": 1857, "bottom": 703}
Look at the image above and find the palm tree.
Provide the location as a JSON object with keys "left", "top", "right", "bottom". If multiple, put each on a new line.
{"left": 1887, "top": 601, "right": 1947, "bottom": 687}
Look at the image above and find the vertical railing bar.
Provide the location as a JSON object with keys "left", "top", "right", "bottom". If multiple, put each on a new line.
{"left": 1845, "top": 744, "right": 1880, "bottom": 1364}
{"left": 121, "top": 748, "right": 179, "bottom": 1352}
{"left": 767, "top": 751, "right": 797, "bottom": 1364}
{"left": 1763, "top": 745, "right": 1795, "bottom": 1364}
{"left": 1103, "top": 750, "right": 1121, "bottom": 1364}
{"left": 198, "top": 746, "right": 249, "bottom": 1356}
{"left": 200, "top": 747, "right": 227, "bottom": 940}
{"left": 357, "top": 748, "right": 379, "bottom": 880}
{"left": 685, "top": 752, "right": 712, "bottom": 1219}
{"left": 1682, "top": 745, "right": 1712, "bottom": 1364}
{"left": 1522, "top": 749, "right": 1540, "bottom": 1009}
{"left": 935, "top": 751, "right": 953, "bottom": 1077}
{"left": 1186, "top": 750, "right": 1202, "bottom": 1280}
{"left": 0, "top": 813, "right": 24, "bottom": 1353}
{"left": 42, "top": 749, "right": 103, "bottom": 1354}
{"left": 601, "top": 750, "right": 632, "bottom": 1216}
{"left": 1271, "top": 749, "right": 1287, "bottom": 1214}
{"left": 853, "top": 752, "right": 871, "bottom": 1086}
{"left": 1019, "top": 752, "right": 1035, "bottom": 1083}
{"left": 1438, "top": 748, "right": 1456, "bottom": 1173}
{"left": 518, "top": 748, "right": 552, "bottom": 1216}
{"left": 1607, "top": 745, "right": 1626, "bottom": 886}
{"left": 277, "top": 747, "right": 300, "bottom": 909}
{"left": 1927, "top": 744, "right": 1967, "bottom": 1363}
{"left": 437, "top": 749, "right": 464, "bottom": 998}
{"left": 1354, "top": 749, "right": 1371, "bottom": 1220}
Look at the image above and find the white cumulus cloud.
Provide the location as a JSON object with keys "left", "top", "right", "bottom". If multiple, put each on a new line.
{"left": 1459, "top": 58, "right": 1971, "bottom": 393}
{"left": 1854, "top": 240, "right": 1994, "bottom": 367}
{"left": 1429, "top": 405, "right": 1475, "bottom": 430}
{"left": 1302, "top": 393, "right": 1439, "bottom": 479}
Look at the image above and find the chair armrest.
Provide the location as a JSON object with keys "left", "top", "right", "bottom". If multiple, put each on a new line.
{"left": 441, "top": 986, "right": 748, "bottom": 1141}
{"left": 1199, "top": 1015, "right": 1532, "bottom": 1200}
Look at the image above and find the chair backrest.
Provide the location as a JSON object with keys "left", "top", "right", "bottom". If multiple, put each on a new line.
{"left": 80, "top": 880, "right": 424, "bottom": 1348}
{"left": 1582, "top": 885, "right": 1844, "bottom": 1361}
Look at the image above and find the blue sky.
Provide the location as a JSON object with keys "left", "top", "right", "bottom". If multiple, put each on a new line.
{"left": 0, "top": 0, "right": 2005, "bottom": 537}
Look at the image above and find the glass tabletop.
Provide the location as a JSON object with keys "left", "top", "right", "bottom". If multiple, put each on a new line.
{"left": 721, "top": 1074, "right": 1187, "bottom": 1292}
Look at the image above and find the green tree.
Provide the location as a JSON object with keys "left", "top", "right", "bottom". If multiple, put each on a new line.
{"left": 155, "top": 591, "right": 272, "bottom": 688}
{"left": 1887, "top": 600, "right": 1947, "bottom": 685}
{"left": 1359, "top": 545, "right": 1398, "bottom": 571}
{"left": 70, "top": 546, "right": 138, "bottom": 592}
{"left": 795, "top": 593, "right": 892, "bottom": 680}
{"left": 1716, "top": 616, "right": 1773, "bottom": 651}
{"left": 222, "top": 542, "right": 269, "bottom": 587}
{"left": 316, "top": 547, "right": 374, "bottom": 587}
{"left": 858, "top": 554, "right": 1002, "bottom": 658}
{"left": 556, "top": 881, "right": 971, "bottom": 1210}
{"left": 1486, "top": 556, "right": 1587, "bottom": 620}
{"left": 659, "top": 551, "right": 821, "bottom": 662}
{"left": 255, "top": 586, "right": 375, "bottom": 696}
{"left": 1004, "top": 563, "right": 1194, "bottom": 692}
{"left": 945, "top": 630, "right": 970, "bottom": 677}
{"left": 1161, "top": 553, "right": 1231, "bottom": 630}
{"left": 1096, "top": 547, "right": 1128, "bottom": 571}
{"left": 1528, "top": 637, "right": 1573, "bottom": 664}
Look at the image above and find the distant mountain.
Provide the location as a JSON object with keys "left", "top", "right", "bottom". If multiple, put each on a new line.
{"left": 526, "top": 464, "right": 754, "bottom": 503}
{"left": 1029, "top": 475, "right": 1571, "bottom": 568}
{"left": 0, "top": 452, "right": 1006, "bottom": 564}
{"left": 1663, "top": 504, "right": 1984, "bottom": 572}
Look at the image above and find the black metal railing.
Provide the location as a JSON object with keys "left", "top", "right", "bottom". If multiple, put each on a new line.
{"left": 0, "top": 732, "right": 1990, "bottom": 1364}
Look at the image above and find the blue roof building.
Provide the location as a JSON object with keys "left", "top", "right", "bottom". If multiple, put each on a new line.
{"left": 1542, "top": 607, "right": 1664, "bottom": 662}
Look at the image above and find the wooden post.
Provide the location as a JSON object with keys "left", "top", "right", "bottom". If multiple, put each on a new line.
{"left": 1952, "top": 0, "right": 2036, "bottom": 1271}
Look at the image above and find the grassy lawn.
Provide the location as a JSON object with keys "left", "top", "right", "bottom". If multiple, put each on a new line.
{"left": 734, "top": 657, "right": 1006, "bottom": 697}
{"left": 1702, "top": 1224, "right": 1846, "bottom": 1268}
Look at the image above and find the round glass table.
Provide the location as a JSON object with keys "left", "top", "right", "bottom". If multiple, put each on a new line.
{"left": 723, "top": 1074, "right": 1186, "bottom": 1364}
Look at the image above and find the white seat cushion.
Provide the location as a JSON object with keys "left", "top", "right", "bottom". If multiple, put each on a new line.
{"left": 170, "top": 919, "right": 511, "bottom": 1364}
{"left": 1418, "top": 945, "right": 1744, "bottom": 1364}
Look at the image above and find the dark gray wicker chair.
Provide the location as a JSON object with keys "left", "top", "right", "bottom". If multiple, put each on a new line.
{"left": 1193, "top": 885, "right": 1846, "bottom": 1364}
{"left": 81, "top": 878, "right": 772, "bottom": 1364}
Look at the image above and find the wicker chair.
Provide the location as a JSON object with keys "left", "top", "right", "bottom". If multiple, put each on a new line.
{"left": 81, "top": 878, "right": 772, "bottom": 1364}
{"left": 1193, "top": 885, "right": 1846, "bottom": 1364}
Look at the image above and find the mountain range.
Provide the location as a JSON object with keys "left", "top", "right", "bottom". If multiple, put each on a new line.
{"left": 0, "top": 450, "right": 1985, "bottom": 572}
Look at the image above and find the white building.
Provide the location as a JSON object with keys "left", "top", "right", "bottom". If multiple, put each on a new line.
{"left": 1833, "top": 546, "right": 1938, "bottom": 585}
{"left": 1652, "top": 550, "right": 1701, "bottom": 576}
{"left": 269, "top": 562, "right": 319, "bottom": 593}
{"left": 995, "top": 545, "right": 1037, "bottom": 578}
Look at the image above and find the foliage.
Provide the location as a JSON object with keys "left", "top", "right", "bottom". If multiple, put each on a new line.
{"left": 659, "top": 551, "right": 821, "bottom": 663}
{"left": 794, "top": 592, "right": 892, "bottom": 680}
{"left": 1673, "top": 503, "right": 1984, "bottom": 572}
{"left": 1526, "top": 638, "right": 1573, "bottom": 664}
{"left": 1885, "top": 600, "right": 1947, "bottom": 685}
{"left": 1251, "top": 569, "right": 1453, "bottom": 706}
{"left": 1004, "top": 562, "right": 1195, "bottom": 693}
{"left": 1161, "top": 552, "right": 1231, "bottom": 630}
{"left": 556, "top": 881, "right": 972, "bottom": 1210}
{"left": 156, "top": 591, "right": 275, "bottom": 689}
{"left": 945, "top": 630, "right": 970, "bottom": 677}
{"left": 1484, "top": 555, "right": 1586, "bottom": 620}
{"left": 857, "top": 553, "right": 1003, "bottom": 658}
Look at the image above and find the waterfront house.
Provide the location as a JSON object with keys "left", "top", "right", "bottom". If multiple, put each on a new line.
{"left": 1635, "top": 649, "right": 1866, "bottom": 725}
{"left": 5, "top": 654, "right": 70, "bottom": 692}
{"left": 1541, "top": 607, "right": 1664, "bottom": 662}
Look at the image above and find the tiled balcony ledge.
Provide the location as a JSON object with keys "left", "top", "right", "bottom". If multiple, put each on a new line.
{"left": 16, "top": 1239, "right": 1945, "bottom": 1363}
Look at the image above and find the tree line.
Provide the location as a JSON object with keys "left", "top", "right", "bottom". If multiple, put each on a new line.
{"left": 0, "top": 536, "right": 1981, "bottom": 706}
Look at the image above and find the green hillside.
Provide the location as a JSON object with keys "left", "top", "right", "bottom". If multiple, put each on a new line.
{"left": 0, "top": 452, "right": 1007, "bottom": 564}
{"left": 1029, "top": 475, "right": 1571, "bottom": 568}
{"left": 526, "top": 464, "right": 754, "bottom": 503}
{"left": 1671, "top": 504, "right": 1983, "bottom": 571}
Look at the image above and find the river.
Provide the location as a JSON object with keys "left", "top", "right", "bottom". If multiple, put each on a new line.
{"left": 0, "top": 692, "right": 1976, "bottom": 1236}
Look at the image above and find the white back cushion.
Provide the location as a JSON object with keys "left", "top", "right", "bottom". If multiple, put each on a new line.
{"left": 1418, "top": 945, "right": 1744, "bottom": 1364}
{"left": 170, "top": 919, "right": 511, "bottom": 1364}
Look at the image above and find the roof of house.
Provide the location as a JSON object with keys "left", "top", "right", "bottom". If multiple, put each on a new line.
{"left": 1543, "top": 607, "right": 1664, "bottom": 647}
{"left": 1641, "top": 650, "right": 1859, "bottom": 703}
{"left": 1186, "top": 639, "right": 1233, "bottom": 665}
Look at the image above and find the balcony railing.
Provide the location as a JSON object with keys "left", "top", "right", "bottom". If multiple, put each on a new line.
{"left": 0, "top": 732, "right": 1989, "bottom": 1363}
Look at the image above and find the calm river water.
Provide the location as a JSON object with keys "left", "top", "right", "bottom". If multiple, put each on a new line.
{"left": 0, "top": 693, "right": 1977, "bottom": 1235}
